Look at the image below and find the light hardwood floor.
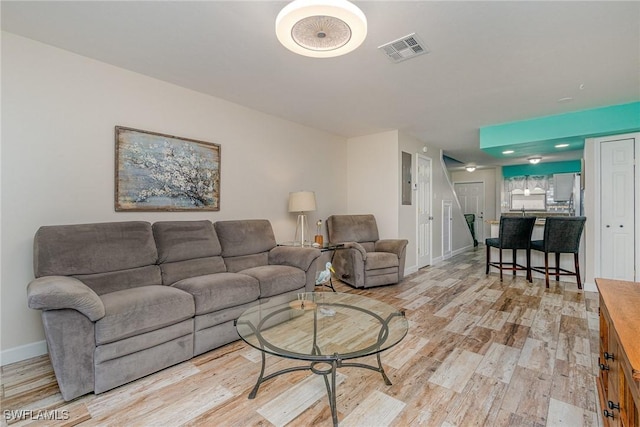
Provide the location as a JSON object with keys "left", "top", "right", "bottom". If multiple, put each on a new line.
{"left": 1, "top": 246, "right": 603, "bottom": 426}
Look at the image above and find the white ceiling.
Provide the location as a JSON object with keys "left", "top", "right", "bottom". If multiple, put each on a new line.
{"left": 2, "top": 1, "right": 639, "bottom": 168}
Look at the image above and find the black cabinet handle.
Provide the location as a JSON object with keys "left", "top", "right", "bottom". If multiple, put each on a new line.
{"left": 599, "top": 363, "right": 610, "bottom": 371}
{"left": 603, "top": 410, "right": 614, "bottom": 418}
{"left": 608, "top": 401, "right": 620, "bottom": 410}
{"left": 604, "top": 352, "right": 615, "bottom": 360}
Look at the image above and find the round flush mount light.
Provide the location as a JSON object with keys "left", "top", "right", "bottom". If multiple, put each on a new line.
{"left": 465, "top": 165, "right": 476, "bottom": 172}
{"left": 276, "top": 0, "right": 367, "bottom": 58}
{"left": 528, "top": 156, "right": 542, "bottom": 164}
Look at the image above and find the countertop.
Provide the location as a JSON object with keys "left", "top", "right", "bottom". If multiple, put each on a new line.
{"left": 487, "top": 212, "right": 572, "bottom": 225}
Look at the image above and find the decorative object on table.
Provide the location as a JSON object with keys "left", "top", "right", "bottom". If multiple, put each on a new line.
{"left": 314, "top": 219, "right": 324, "bottom": 247}
{"left": 289, "top": 293, "right": 317, "bottom": 310}
{"left": 288, "top": 190, "right": 316, "bottom": 246}
{"left": 315, "top": 262, "right": 335, "bottom": 285}
{"left": 275, "top": 0, "right": 367, "bottom": 58}
{"left": 115, "top": 127, "right": 220, "bottom": 211}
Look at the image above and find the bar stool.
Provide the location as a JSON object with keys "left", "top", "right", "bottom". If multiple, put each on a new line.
{"left": 531, "top": 216, "right": 586, "bottom": 289}
{"left": 486, "top": 216, "right": 536, "bottom": 282}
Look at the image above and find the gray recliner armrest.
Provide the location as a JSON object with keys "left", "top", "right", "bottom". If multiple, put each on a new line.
{"left": 343, "top": 242, "right": 367, "bottom": 260}
{"left": 375, "top": 239, "right": 409, "bottom": 257}
{"left": 27, "top": 276, "right": 105, "bottom": 321}
{"left": 269, "top": 246, "right": 321, "bottom": 271}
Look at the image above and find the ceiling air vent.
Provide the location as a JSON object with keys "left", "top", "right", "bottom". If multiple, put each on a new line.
{"left": 378, "top": 33, "right": 429, "bottom": 63}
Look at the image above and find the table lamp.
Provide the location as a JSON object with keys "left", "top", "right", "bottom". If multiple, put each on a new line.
{"left": 288, "top": 191, "right": 316, "bottom": 246}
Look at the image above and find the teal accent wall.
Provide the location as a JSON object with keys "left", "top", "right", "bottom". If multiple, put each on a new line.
{"left": 480, "top": 102, "right": 640, "bottom": 158}
{"left": 502, "top": 160, "right": 582, "bottom": 178}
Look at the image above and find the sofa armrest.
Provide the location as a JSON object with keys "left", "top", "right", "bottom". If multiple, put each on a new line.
{"left": 268, "top": 246, "right": 321, "bottom": 271}
{"left": 343, "top": 242, "right": 367, "bottom": 260}
{"left": 375, "top": 239, "right": 409, "bottom": 258}
{"left": 27, "top": 276, "right": 105, "bottom": 321}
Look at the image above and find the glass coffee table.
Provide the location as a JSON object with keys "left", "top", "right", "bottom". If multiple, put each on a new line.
{"left": 235, "top": 292, "right": 408, "bottom": 426}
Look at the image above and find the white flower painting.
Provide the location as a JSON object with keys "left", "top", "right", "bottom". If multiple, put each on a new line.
{"left": 115, "top": 127, "right": 220, "bottom": 211}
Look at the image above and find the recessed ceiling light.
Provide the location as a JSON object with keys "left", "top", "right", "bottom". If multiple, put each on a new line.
{"left": 502, "top": 150, "right": 514, "bottom": 154}
{"left": 555, "top": 143, "right": 569, "bottom": 148}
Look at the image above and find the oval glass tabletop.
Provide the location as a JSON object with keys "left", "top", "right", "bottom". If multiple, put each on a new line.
{"left": 236, "top": 292, "right": 408, "bottom": 361}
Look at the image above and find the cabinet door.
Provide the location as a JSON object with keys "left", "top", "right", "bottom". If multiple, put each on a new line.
{"left": 600, "top": 305, "right": 611, "bottom": 394}
{"left": 607, "top": 336, "right": 621, "bottom": 426}
{"left": 619, "top": 367, "right": 639, "bottom": 427}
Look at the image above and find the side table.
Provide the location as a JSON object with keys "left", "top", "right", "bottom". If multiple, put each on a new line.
{"left": 277, "top": 242, "right": 345, "bottom": 291}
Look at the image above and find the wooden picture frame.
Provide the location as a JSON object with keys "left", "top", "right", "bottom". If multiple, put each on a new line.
{"left": 115, "top": 126, "right": 220, "bottom": 211}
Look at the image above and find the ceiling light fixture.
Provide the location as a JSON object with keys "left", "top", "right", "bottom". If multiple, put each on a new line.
{"left": 528, "top": 157, "right": 542, "bottom": 164}
{"left": 502, "top": 150, "right": 514, "bottom": 154}
{"left": 555, "top": 143, "right": 569, "bottom": 148}
{"left": 276, "top": 0, "right": 367, "bottom": 58}
{"left": 465, "top": 165, "right": 476, "bottom": 172}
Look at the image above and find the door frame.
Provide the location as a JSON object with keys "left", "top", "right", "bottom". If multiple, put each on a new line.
{"left": 442, "top": 200, "right": 453, "bottom": 260}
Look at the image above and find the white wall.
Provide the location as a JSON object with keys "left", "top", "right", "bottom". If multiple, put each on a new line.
{"left": 1, "top": 33, "right": 348, "bottom": 361}
{"left": 346, "top": 130, "right": 399, "bottom": 238}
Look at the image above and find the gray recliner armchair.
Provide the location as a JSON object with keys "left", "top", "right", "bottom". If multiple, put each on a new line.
{"left": 327, "top": 214, "right": 408, "bottom": 288}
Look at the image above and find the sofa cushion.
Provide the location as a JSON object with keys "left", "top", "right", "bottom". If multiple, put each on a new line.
{"left": 240, "top": 265, "right": 305, "bottom": 298}
{"left": 160, "top": 257, "right": 227, "bottom": 286}
{"left": 327, "top": 215, "right": 380, "bottom": 244}
{"left": 34, "top": 221, "right": 157, "bottom": 278}
{"left": 214, "top": 220, "right": 276, "bottom": 257}
{"left": 96, "top": 285, "right": 194, "bottom": 345}
{"left": 365, "top": 252, "right": 399, "bottom": 271}
{"left": 173, "top": 272, "right": 259, "bottom": 315}
{"left": 73, "top": 265, "right": 162, "bottom": 295}
{"left": 223, "top": 253, "right": 269, "bottom": 273}
{"left": 153, "top": 221, "right": 222, "bottom": 262}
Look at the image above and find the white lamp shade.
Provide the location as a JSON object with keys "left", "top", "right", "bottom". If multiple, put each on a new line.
{"left": 276, "top": 0, "right": 367, "bottom": 58}
{"left": 288, "top": 191, "right": 317, "bottom": 212}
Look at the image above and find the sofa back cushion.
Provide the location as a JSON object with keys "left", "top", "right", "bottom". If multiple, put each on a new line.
{"left": 153, "top": 221, "right": 227, "bottom": 284}
{"left": 214, "top": 220, "right": 276, "bottom": 273}
{"left": 34, "top": 221, "right": 160, "bottom": 294}
{"left": 327, "top": 215, "right": 379, "bottom": 248}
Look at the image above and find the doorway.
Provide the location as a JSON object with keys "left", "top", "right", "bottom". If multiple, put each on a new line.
{"left": 454, "top": 181, "right": 485, "bottom": 243}
{"left": 416, "top": 154, "right": 432, "bottom": 268}
{"left": 597, "top": 136, "right": 637, "bottom": 281}
{"left": 442, "top": 200, "right": 452, "bottom": 260}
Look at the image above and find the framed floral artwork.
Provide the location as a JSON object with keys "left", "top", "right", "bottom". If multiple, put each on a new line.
{"left": 115, "top": 126, "right": 221, "bottom": 211}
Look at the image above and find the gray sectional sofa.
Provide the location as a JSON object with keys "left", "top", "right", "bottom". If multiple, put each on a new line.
{"left": 27, "top": 219, "right": 320, "bottom": 401}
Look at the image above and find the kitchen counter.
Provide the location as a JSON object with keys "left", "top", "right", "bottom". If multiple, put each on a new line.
{"left": 486, "top": 212, "right": 572, "bottom": 225}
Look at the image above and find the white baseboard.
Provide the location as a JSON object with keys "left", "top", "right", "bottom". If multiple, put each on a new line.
{"left": 1, "top": 340, "right": 48, "bottom": 366}
{"left": 452, "top": 245, "right": 474, "bottom": 257}
{"left": 583, "top": 280, "right": 598, "bottom": 293}
{"left": 405, "top": 265, "right": 419, "bottom": 275}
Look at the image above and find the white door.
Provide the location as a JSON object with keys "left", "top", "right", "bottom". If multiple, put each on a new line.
{"left": 416, "top": 154, "right": 432, "bottom": 268}
{"left": 600, "top": 138, "right": 635, "bottom": 280}
{"left": 442, "top": 200, "right": 452, "bottom": 260}
{"left": 454, "top": 182, "right": 485, "bottom": 243}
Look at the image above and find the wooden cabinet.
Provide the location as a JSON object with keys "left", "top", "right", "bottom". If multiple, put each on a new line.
{"left": 596, "top": 278, "right": 640, "bottom": 427}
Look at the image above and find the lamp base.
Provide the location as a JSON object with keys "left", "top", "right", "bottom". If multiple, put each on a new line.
{"left": 294, "top": 213, "right": 310, "bottom": 246}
